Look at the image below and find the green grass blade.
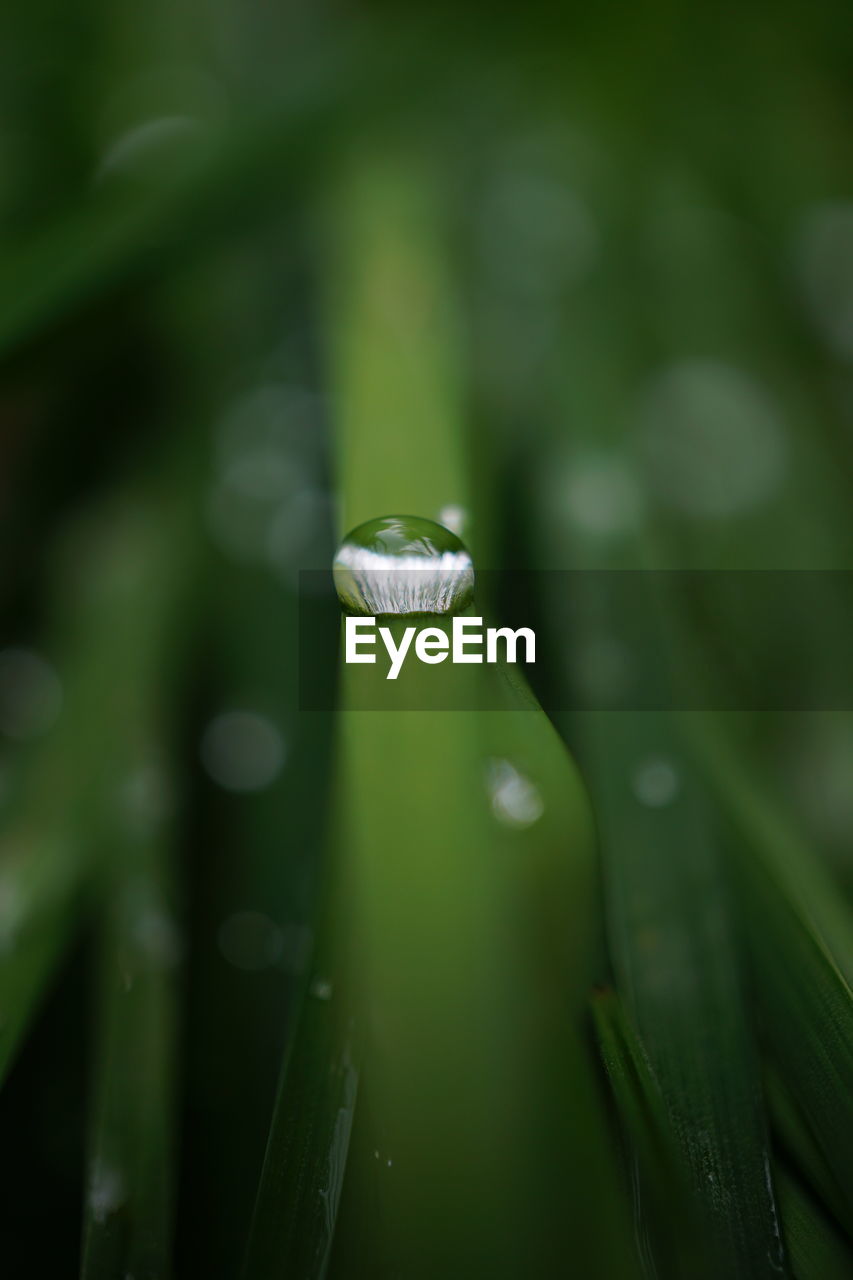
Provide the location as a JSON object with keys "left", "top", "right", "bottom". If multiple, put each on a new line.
{"left": 80, "top": 742, "right": 179, "bottom": 1279}
{"left": 776, "top": 1167, "right": 853, "bottom": 1280}
{"left": 685, "top": 715, "right": 853, "bottom": 1208}
{"left": 0, "top": 475, "right": 198, "bottom": 1090}
{"left": 0, "top": 26, "right": 440, "bottom": 369}
{"left": 591, "top": 987, "right": 716, "bottom": 1280}
{"left": 765, "top": 1064, "right": 852, "bottom": 1240}
{"left": 575, "top": 707, "right": 788, "bottom": 1279}
{"left": 242, "top": 948, "right": 358, "bottom": 1280}
{"left": 326, "top": 145, "right": 638, "bottom": 1278}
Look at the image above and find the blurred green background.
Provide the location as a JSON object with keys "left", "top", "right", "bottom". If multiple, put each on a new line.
{"left": 1, "top": 2, "right": 852, "bottom": 1277}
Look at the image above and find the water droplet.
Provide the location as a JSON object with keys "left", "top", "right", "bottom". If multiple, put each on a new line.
{"left": 636, "top": 361, "right": 786, "bottom": 518}
{"left": 631, "top": 757, "right": 680, "bottom": 808}
{"left": 88, "top": 1162, "right": 126, "bottom": 1224}
{"left": 333, "top": 516, "right": 474, "bottom": 616}
{"left": 310, "top": 977, "right": 333, "bottom": 1001}
{"left": 436, "top": 504, "right": 469, "bottom": 537}
{"left": 0, "top": 649, "right": 62, "bottom": 741}
{"left": 218, "top": 911, "right": 285, "bottom": 972}
{"left": 200, "top": 711, "right": 285, "bottom": 793}
{"left": 485, "top": 759, "right": 544, "bottom": 829}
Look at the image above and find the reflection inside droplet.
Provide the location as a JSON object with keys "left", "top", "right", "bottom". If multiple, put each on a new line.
{"left": 333, "top": 515, "right": 474, "bottom": 616}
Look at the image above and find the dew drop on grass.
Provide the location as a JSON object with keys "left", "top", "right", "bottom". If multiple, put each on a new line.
{"left": 631, "top": 756, "right": 681, "bottom": 808}
{"left": 88, "top": 1162, "right": 126, "bottom": 1224}
{"left": 436, "top": 503, "right": 469, "bottom": 536}
{"left": 485, "top": 759, "right": 544, "bottom": 828}
{"left": 333, "top": 516, "right": 474, "bottom": 616}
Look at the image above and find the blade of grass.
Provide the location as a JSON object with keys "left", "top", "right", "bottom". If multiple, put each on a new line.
{"left": 765, "top": 1063, "right": 852, "bottom": 1240}
{"left": 776, "top": 1166, "right": 853, "bottom": 1280}
{"left": 577, "top": 702, "right": 787, "bottom": 1278}
{"left": 689, "top": 717, "right": 853, "bottom": 1208}
{"left": 241, "top": 924, "right": 358, "bottom": 1280}
{"left": 592, "top": 987, "right": 717, "bottom": 1280}
{"left": 468, "top": 175, "right": 793, "bottom": 1267}
{"left": 0, "top": 21, "right": 460, "bottom": 370}
{"left": 244, "top": 142, "right": 639, "bottom": 1279}
{"left": 80, "top": 740, "right": 180, "bottom": 1280}
{"left": 0, "top": 467, "right": 198, "bottom": 1090}
{"left": 328, "top": 145, "right": 637, "bottom": 1278}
